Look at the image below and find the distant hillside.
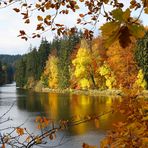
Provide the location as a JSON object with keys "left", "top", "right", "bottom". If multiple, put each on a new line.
{"left": 0, "top": 54, "right": 22, "bottom": 65}
{"left": 0, "top": 54, "right": 22, "bottom": 84}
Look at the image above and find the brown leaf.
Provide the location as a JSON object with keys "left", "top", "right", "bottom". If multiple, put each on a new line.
{"left": 45, "top": 1, "right": 51, "bottom": 9}
{"left": 21, "top": 36, "right": 28, "bottom": 41}
{"left": 32, "top": 35, "right": 37, "bottom": 38}
{"left": 77, "top": 18, "right": 81, "bottom": 24}
{"left": 22, "top": 3, "right": 27, "bottom": 7}
{"left": 16, "top": 128, "right": 24, "bottom": 136}
{"left": 37, "top": 34, "right": 41, "bottom": 38}
{"left": 24, "top": 19, "right": 30, "bottom": 24}
{"left": 79, "top": 14, "right": 84, "bottom": 17}
{"left": 19, "top": 30, "right": 26, "bottom": 35}
{"left": 45, "top": 15, "right": 51, "bottom": 20}
{"left": 35, "top": 3, "right": 40, "bottom": 8}
{"left": 37, "top": 16, "right": 43, "bottom": 21}
{"left": 119, "top": 26, "right": 131, "bottom": 48}
{"left": 56, "top": 24, "right": 64, "bottom": 27}
{"left": 49, "top": 134, "right": 53, "bottom": 140}
{"left": 13, "top": 8, "right": 20, "bottom": 13}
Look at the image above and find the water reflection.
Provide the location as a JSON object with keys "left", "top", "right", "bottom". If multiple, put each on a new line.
{"left": 0, "top": 83, "right": 124, "bottom": 147}
{"left": 16, "top": 89, "right": 123, "bottom": 135}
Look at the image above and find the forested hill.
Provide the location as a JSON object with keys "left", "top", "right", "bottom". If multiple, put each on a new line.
{"left": 0, "top": 54, "right": 21, "bottom": 85}
{"left": 0, "top": 54, "right": 21, "bottom": 65}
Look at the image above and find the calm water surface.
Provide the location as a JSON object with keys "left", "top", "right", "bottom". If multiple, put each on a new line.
{"left": 0, "top": 83, "right": 123, "bottom": 147}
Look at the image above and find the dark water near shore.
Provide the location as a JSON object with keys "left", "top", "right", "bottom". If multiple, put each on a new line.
{"left": 0, "top": 83, "right": 123, "bottom": 147}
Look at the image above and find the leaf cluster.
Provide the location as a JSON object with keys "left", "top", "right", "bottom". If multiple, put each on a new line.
{"left": 1, "top": 0, "right": 147, "bottom": 47}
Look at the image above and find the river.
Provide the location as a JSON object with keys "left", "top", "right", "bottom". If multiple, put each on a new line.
{"left": 0, "top": 83, "right": 123, "bottom": 147}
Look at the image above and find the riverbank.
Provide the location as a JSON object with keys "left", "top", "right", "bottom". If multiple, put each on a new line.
{"left": 22, "top": 81, "right": 148, "bottom": 97}
{"left": 32, "top": 83, "right": 148, "bottom": 98}
{"left": 42, "top": 88, "right": 123, "bottom": 96}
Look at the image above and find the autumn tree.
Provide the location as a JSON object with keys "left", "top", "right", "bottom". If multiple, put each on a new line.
{"left": 72, "top": 39, "right": 105, "bottom": 89}
{"left": 1, "top": 0, "right": 148, "bottom": 148}
{"left": 99, "top": 62, "right": 116, "bottom": 89}
{"left": 134, "top": 69, "right": 147, "bottom": 89}
{"left": 106, "top": 40, "right": 138, "bottom": 88}
{"left": 43, "top": 54, "right": 59, "bottom": 88}
{"left": 72, "top": 39, "right": 91, "bottom": 89}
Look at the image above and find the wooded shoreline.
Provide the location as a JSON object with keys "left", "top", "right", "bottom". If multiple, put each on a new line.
{"left": 28, "top": 85, "right": 148, "bottom": 98}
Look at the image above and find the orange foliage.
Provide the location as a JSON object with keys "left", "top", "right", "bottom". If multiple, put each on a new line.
{"left": 106, "top": 40, "right": 138, "bottom": 88}
{"left": 16, "top": 127, "right": 24, "bottom": 136}
{"left": 92, "top": 37, "right": 107, "bottom": 62}
{"left": 35, "top": 116, "right": 50, "bottom": 129}
{"left": 101, "top": 90, "right": 148, "bottom": 148}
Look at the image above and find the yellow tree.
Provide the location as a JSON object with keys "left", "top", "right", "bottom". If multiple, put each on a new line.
{"left": 99, "top": 62, "right": 116, "bottom": 89}
{"left": 72, "top": 38, "right": 105, "bottom": 89}
{"left": 72, "top": 39, "right": 92, "bottom": 89}
{"left": 43, "top": 55, "right": 59, "bottom": 88}
{"left": 134, "top": 69, "right": 147, "bottom": 89}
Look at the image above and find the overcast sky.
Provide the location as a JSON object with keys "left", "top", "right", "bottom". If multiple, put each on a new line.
{"left": 0, "top": 2, "right": 147, "bottom": 55}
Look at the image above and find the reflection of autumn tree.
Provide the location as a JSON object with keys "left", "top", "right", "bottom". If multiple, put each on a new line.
{"left": 47, "top": 93, "right": 58, "bottom": 120}
{"left": 69, "top": 95, "right": 122, "bottom": 133}
{"left": 39, "top": 93, "right": 58, "bottom": 120}
{"left": 70, "top": 94, "right": 92, "bottom": 134}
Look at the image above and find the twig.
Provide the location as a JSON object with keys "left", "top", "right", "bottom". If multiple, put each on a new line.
{"left": 0, "top": 101, "right": 16, "bottom": 119}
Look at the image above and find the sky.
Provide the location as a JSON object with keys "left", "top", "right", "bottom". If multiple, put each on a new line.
{"left": 0, "top": 1, "right": 148, "bottom": 55}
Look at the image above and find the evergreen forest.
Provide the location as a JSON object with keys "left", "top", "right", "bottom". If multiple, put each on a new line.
{"left": 0, "top": 54, "right": 21, "bottom": 85}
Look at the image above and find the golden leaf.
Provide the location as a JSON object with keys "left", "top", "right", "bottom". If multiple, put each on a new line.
{"left": 37, "top": 16, "right": 43, "bottom": 21}
{"left": 35, "top": 136, "right": 42, "bottom": 144}
{"left": 45, "top": 1, "right": 51, "bottom": 10}
{"left": 35, "top": 3, "right": 40, "bottom": 8}
{"left": 144, "top": 7, "right": 148, "bottom": 14}
{"left": 45, "top": 15, "right": 51, "bottom": 20}
{"left": 16, "top": 128, "right": 24, "bottom": 136}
